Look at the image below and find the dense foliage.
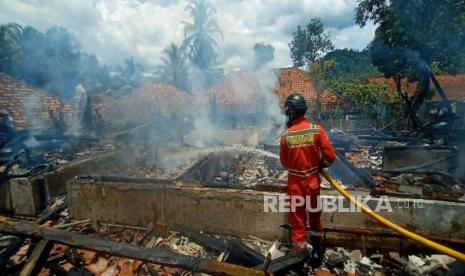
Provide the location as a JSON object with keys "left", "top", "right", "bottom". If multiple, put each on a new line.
{"left": 153, "top": 43, "right": 190, "bottom": 92}
{"left": 0, "top": 24, "right": 143, "bottom": 100}
{"left": 289, "top": 18, "right": 334, "bottom": 68}
{"left": 0, "top": 23, "right": 23, "bottom": 74}
{"left": 322, "top": 48, "right": 382, "bottom": 81}
{"left": 0, "top": 25, "right": 104, "bottom": 99}
{"left": 356, "top": 0, "right": 465, "bottom": 81}
{"left": 330, "top": 80, "right": 403, "bottom": 121}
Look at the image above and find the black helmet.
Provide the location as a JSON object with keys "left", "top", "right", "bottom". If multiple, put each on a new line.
{"left": 284, "top": 93, "right": 307, "bottom": 117}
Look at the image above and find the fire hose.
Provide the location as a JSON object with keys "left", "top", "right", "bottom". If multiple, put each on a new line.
{"left": 320, "top": 170, "right": 465, "bottom": 263}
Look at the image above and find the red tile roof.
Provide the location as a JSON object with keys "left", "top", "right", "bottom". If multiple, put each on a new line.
{"left": 0, "top": 73, "right": 74, "bottom": 129}
{"left": 202, "top": 67, "right": 343, "bottom": 114}
{"left": 107, "top": 83, "right": 193, "bottom": 125}
{"left": 272, "top": 67, "right": 343, "bottom": 113}
{"left": 368, "top": 74, "right": 465, "bottom": 102}
{"left": 200, "top": 70, "right": 273, "bottom": 113}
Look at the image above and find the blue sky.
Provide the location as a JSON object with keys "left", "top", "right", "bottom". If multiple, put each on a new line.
{"left": 0, "top": 0, "right": 376, "bottom": 71}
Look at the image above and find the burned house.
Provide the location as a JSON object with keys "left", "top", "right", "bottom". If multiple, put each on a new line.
{"left": 109, "top": 83, "right": 193, "bottom": 127}
{"left": 1, "top": 71, "right": 465, "bottom": 275}
{"left": 0, "top": 73, "right": 74, "bottom": 131}
{"left": 368, "top": 74, "right": 465, "bottom": 126}
{"left": 201, "top": 67, "right": 344, "bottom": 129}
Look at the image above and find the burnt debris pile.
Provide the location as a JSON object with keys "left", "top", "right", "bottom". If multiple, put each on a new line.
{"left": 1, "top": 202, "right": 463, "bottom": 275}
{"left": 181, "top": 145, "right": 287, "bottom": 189}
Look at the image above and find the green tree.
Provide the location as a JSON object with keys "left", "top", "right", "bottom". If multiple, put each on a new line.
{"left": 108, "top": 57, "right": 145, "bottom": 98}
{"left": 0, "top": 23, "right": 122, "bottom": 99}
{"left": 307, "top": 59, "right": 336, "bottom": 119}
{"left": 330, "top": 80, "right": 403, "bottom": 123}
{"left": 17, "top": 26, "right": 48, "bottom": 85}
{"left": 356, "top": 0, "right": 465, "bottom": 128}
{"left": 289, "top": 18, "right": 334, "bottom": 67}
{"left": 252, "top": 42, "right": 274, "bottom": 70}
{"left": 289, "top": 18, "right": 334, "bottom": 119}
{"left": 78, "top": 53, "right": 111, "bottom": 95}
{"left": 154, "top": 43, "right": 190, "bottom": 92}
{"left": 322, "top": 48, "right": 382, "bottom": 81}
{"left": 0, "top": 23, "right": 23, "bottom": 74}
{"left": 183, "top": 0, "right": 223, "bottom": 91}
{"left": 42, "top": 26, "right": 82, "bottom": 99}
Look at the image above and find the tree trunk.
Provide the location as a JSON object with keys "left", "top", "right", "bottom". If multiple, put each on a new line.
{"left": 316, "top": 87, "right": 321, "bottom": 121}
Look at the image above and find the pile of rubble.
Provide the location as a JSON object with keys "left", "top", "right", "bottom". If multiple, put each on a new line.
{"left": 1, "top": 224, "right": 191, "bottom": 275}
{"left": 345, "top": 148, "right": 383, "bottom": 170}
{"left": 0, "top": 196, "right": 272, "bottom": 275}
{"left": 183, "top": 145, "right": 286, "bottom": 188}
{"left": 104, "top": 146, "right": 199, "bottom": 180}
{"left": 1, "top": 195, "right": 463, "bottom": 275}
{"left": 210, "top": 153, "right": 286, "bottom": 187}
{"left": 43, "top": 142, "right": 117, "bottom": 166}
{"left": 318, "top": 247, "right": 459, "bottom": 275}
{"left": 0, "top": 133, "right": 117, "bottom": 180}
{"left": 372, "top": 173, "right": 465, "bottom": 201}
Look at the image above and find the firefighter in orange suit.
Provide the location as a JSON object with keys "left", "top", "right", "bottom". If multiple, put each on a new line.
{"left": 279, "top": 93, "right": 335, "bottom": 260}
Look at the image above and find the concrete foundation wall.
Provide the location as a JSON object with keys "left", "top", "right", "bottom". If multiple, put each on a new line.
{"left": 0, "top": 177, "right": 44, "bottom": 216}
{"left": 68, "top": 179, "right": 288, "bottom": 240}
{"left": 0, "top": 152, "right": 118, "bottom": 216}
{"left": 68, "top": 179, "right": 465, "bottom": 243}
{"left": 44, "top": 151, "right": 119, "bottom": 198}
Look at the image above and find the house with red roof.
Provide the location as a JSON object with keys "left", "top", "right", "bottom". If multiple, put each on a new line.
{"left": 368, "top": 74, "right": 465, "bottom": 102}
{"left": 0, "top": 73, "right": 74, "bottom": 130}
{"left": 202, "top": 67, "right": 345, "bottom": 116}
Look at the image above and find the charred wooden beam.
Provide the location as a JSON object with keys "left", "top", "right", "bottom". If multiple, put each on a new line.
{"left": 323, "top": 226, "right": 465, "bottom": 246}
{"left": 357, "top": 135, "right": 418, "bottom": 142}
{"left": 33, "top": 134, "right": 99, "bottom": 143}
{"left": 385, "top": 153, "right": 458, "bottom": 173}
{"left": 256, "top": 251, "right": 308, "bottom": 273}
{"left": 383, "top": 169, "right": 456, "bottom": 178}
{"left": 19, "top": 239, "right": 52, "bottom": 276}
{"left": 174, "top": 224, "right": 265, "bottom": 267}
{"left": 0, "top": 217, "right": 265, "bottom": 276}
{"left": 0, "top": 197, "right": 67, "bottom": 267}
{"left": 227, "top": 239, "right": 265, "bottom": 267}
{"left": 430, "top": 73, "right": 453, "bottom": 114}
{"left": 174, "top": 223, "right": 227, "bottom": 252}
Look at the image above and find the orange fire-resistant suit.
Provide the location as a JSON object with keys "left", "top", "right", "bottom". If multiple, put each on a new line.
{"left": 279, "top": 117, "right": 335, "bottom": 250}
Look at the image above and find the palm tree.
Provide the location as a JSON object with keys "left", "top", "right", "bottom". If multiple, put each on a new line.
{"left": 154, "top": 43, "right": 190, "bottom": 92}
{"left": 183, "top": 0, "right": 223, "bottom": 90}
{"left": 0, "top": 23, "right": 23, "bottom": 74}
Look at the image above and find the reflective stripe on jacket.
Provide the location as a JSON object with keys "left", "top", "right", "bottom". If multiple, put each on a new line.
{"left": 279, "top": 117, "right": 335, "bottom": 177}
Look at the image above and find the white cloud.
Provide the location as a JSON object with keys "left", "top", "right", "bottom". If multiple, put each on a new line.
{"left": 0, "top": 0, "right": 375, "bottom": 72}
{"left": 330, "top": 22, "right": 377, "bottom": 50}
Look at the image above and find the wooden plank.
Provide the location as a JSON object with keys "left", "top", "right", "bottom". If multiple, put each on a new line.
{"left": 0, "top": 196, "right": 67, "bottom": 266}
{"left": 19, "top": 239, "right": 52, "bottom": 276}
{"left": 174, "top": 224, "right": 265, "bottom": 267}
{"left": 256, "top": 251, "right": 308, "bottom": 273}
{"left": 0, "top": 216, "right": 265, "bottom": 276}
